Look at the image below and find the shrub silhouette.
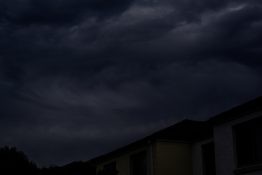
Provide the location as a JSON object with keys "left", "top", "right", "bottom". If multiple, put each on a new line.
{"left": 0, "top": 146, "right": 96, "bottom": 175}
{"left": 0, "top": 146, "right": 37, "bottom": 174}
{"left": 40, "top": 161, "right": 96, "bottom": 175}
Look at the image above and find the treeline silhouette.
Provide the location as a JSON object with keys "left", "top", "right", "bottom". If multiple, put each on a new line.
{"left": 0, "top": 146, "right": 96, "bottom": 175}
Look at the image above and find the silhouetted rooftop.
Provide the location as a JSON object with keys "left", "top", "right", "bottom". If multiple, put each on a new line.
{"left": 90, "top": 96, "right": 262, "bottom": 164}
{"left": 90, "top": 119, "right": 212, "bottom": 163}
{"left": 209, "top": 96, "right": 262, "bottom": 125}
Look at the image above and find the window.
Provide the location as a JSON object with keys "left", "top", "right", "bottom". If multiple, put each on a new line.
{"left": 234, "top": 117, "right": 262, "bottom": 168}
{"left": 98, "top": 161, "right": 118, "bottom": 175}
{"left": 202, "top": 142, "right": 216, "bottom": 175}
{"left": 104, "top": 161, "right": 117, "bottom": 172}
{"left": 130, "top": 151, "right": 148, "bottom": 175}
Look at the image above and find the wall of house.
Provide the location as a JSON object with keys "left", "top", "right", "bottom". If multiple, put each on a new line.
{"left": 96, "top": 145, "right": 150, "bottom": 175}
{"left": 96, "top": 141, "right": 193, "bottom": 175}
{"left": 154, "top": 141, "right": 193, "bottom": 175}
{"left": 213, "top": 111, "right": 262, "bottom": 175}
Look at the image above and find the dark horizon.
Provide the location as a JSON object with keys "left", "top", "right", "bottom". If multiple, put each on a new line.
{"left": 0, "top": 0, "right": 262, "bottom": 166}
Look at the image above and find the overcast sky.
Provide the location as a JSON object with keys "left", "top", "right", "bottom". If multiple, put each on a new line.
{"left": 0, "top": 0, "right": 262, "bottom": 166}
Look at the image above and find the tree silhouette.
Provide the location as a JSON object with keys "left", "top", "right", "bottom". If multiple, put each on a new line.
{"left": 40, "top": 161, "right": 96, "bottom": 175}
{"left": 0, "top": 146, "right": 96, "bottom": 175}
{"left": 0, "top": 146, "right": 38, "bottom": 174}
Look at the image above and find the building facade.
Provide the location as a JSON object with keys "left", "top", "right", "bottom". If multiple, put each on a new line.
{"left": 193, "top": 96, "right": 262, "bottom": 175}
{"left": 90, "top": 96, "right": 262, "bottom": 175}
{"left": 95, "top": 141, "right": 193, "bottom": 175}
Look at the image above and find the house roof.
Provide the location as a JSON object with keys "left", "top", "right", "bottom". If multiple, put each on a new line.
{"left": 209, "top": 96, "right": 262, "bottom": 125}
{"left": 150, "top": 119, "right": 212, "bottom": 141}
{"left": 89, "top": 96, "right": 262, "bottom": 164}
{"left": 89, "top": 119, "right": 212, "bottom": 163}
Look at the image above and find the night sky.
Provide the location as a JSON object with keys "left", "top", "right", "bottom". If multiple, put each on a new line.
{"left": 0, "top": 0, "right": 262, "bottom": 166}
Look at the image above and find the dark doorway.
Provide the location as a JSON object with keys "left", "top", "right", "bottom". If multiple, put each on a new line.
{"left": 130, "top": 151, "right": 147, "bottom": 175}
{"left": 202, "top": 142, "right": 216, "bottom": 175}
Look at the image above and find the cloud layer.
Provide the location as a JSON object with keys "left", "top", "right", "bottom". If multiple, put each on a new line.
{"left": 0, "top": 0, "right": 261, "bottom": 166}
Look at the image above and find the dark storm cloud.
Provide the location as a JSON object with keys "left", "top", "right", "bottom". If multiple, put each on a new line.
{"left": 0, "top": 0, "right": 262, "bottom": 166}
{"left": 0, "top": 0, "right": 134, "bottom": 25}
